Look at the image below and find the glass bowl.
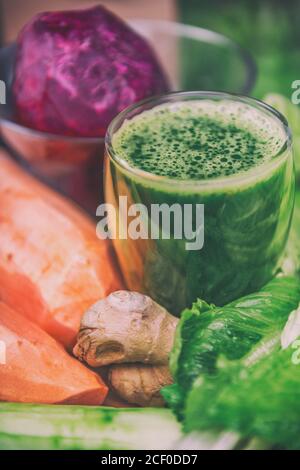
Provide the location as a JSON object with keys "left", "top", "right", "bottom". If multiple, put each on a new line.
{"left": 0, "top": 20, "right": 256, "bottom": 212}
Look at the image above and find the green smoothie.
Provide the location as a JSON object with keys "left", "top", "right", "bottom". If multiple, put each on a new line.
{"left": 105, "top": 93, "right": 294, "bottom": 314}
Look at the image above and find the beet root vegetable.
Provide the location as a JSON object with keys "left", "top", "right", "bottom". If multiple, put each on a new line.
{"left": 13, "top": 5, "right": 169, "bottom": 137}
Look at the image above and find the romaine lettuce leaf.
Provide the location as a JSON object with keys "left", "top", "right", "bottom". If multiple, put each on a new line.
{"left": 185, "top": 339, "right": 300, "bottom": 449}
{"left": 162, "top": 276, "right": 300, "bottom": 420}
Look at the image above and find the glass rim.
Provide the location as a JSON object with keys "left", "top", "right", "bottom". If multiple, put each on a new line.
{"left": 128, "top": 20, "right": 257, "bottom": 95}
{"left": 105, "top": 91, "right": 292, "bottom": 189}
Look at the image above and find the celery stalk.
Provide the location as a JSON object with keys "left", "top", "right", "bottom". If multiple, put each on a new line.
{"left": 0, "top": 403, "right": 181, "bottom": 450}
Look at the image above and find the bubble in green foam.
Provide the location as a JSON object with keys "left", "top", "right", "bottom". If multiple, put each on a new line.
{"left": 112, "top": 100, "right": 286, "bottom": 180}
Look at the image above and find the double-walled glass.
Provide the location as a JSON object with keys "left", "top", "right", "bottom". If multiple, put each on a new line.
{"left": 105, "top": 91, "right": 294, "bottom": 315}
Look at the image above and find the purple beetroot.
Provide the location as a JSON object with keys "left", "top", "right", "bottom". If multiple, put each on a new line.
{"left": 13, "top": 5, "right": 169, "bottom": 138}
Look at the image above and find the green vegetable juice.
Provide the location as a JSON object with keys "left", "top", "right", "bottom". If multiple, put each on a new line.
{"left": 105, "top": 92, "right": 294, "bottom": 314}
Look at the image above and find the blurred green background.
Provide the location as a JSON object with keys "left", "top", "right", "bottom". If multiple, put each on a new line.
{"left": 178, "top": 0, "right": 300, "bottom": 99}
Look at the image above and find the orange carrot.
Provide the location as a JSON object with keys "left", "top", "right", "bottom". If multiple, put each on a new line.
{"left": 0, "top": 152, "right": 123, "bottom": 349}
{"left": 0, "top": 301, "right": 108, "bottom": 404}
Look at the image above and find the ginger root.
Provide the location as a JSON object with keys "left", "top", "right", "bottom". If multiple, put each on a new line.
{"left": 73, "top": 290, "right": 178, "bottom": 367}
{"left": 109, "top": 364, "right": 173, "bottom": 407}
{"left": 73, "top": 291, "right": 178, "bottom": 406}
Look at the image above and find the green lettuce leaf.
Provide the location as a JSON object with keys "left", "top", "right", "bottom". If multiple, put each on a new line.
{"left": 162, "top": 276, "right": 300, "bottom": 420}
{"left": 185, "top": 340, "right": 300, "bottom": 449}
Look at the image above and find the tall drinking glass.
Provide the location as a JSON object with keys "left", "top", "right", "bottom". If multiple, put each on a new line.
{"left": 104, "top": 91, "right": 294, "bottom": 315}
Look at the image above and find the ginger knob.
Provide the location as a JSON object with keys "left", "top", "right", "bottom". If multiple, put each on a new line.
{"left": 73, "top": 290, "right": 178, "bottom": 367}
{"left": 73, "top": 291, "right": 179, "bottom": 407}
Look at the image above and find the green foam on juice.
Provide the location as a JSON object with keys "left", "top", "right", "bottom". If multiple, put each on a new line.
{"left": 112, "top": 100, "right": 286, "bottom": 180}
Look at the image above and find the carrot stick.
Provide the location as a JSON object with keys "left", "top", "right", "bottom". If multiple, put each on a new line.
{"left": 0, "top": 301, "right": 108, "bottom": 404}
{"left": 0, "top": 152, "right": 123, "bottom": 349}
